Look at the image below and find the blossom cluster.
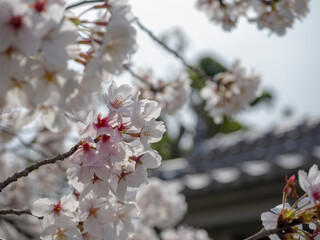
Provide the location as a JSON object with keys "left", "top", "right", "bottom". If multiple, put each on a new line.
{"left": 161, "top": 226, "right": 211, "bottom": 240}
{"left": 136, "top": 178, "right": 187, "bottom": 229}
{"left": 0, "top": 0, "right": 315, "bottom": 239}
{"left": 0, "top": 0, "right": 137, "bottom": 132}
{"left": 0, "top": 149, "right": 69, "bottom": 238}
{"left": 129, "top": 224, "right": 212, "bottom": 240}
{"left": 133, "top": 70, "right": 191, "bottom": 115}
{"left": 200, "top": 61, "right": 260, "bottom": 123}
{"left": 196, "top": 0, "right": 309, "bottom": 35}
{"left": 260, "top": 164, "right": 320, "bottom": 240}
{"left": 129, "top": 178, "right": 211, "bottom": 240}
{"left": 31, "top": 82, "right": 166, "bottom": 239}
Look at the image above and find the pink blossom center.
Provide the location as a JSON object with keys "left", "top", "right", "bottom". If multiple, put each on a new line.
{"left": 102, "top": 134, "right": 111, "bottom": 142}
{"left": 73, "top": 189, "right": 80, "bottom": 200}
{"left": 111, "top": 97, "right": 124, "bottom": 109}
{"left": 312, "top": 190, "right": 320, "bottom": 201}
{"left": 89, "top": 207, "right": 99, "bottom": 217}
{"left": 118, "top": 169, "right": 132, "bottom": 183}
{"left": 9, "top": 16, "right": 23, "bottom": 30}
{"left": 31, "top": 0, "right": 49, "bottom": 12}
{"left": 57, "top": 228, "right": 67, "bottom": 238}
{"left": 52, "top": 200, "right": 62, "bottom": 215}
{"left": 91, "top": 173, "right": 102, "bottom": 184}
{"left": 117, "top": 123, "right": 127, "bottom": 134}
{"left": 82, "top": 142, "right": 91, "bottom": 152}
{"left": 131, "top": 155, "right": 143, "bottom": 166}
{"left": 95, "top": 114, "right": 109, "bottom": 128}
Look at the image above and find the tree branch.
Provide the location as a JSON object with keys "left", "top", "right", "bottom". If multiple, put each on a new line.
{"left": 123, "top": 64, "right": 147, "bottom": 84}
{"left": 0, "top": 209, "right": 43, "bottom": 220}
{"left": 123, "top": 64, "right": 161, "bottom": 92}
{"left": 136, "top": 19, "right": 212, "bottom": 81}
{"left": 244, "top": 228, "right": 279, "bottom": 240}
{"left": 66, "top": 0, "right": 104, "bottom": 10}
{"left": 0, "top": 142, "right": 80, "bottom": 193}
{"left": 0, "top": 209, "right": 32, "bottom": 217}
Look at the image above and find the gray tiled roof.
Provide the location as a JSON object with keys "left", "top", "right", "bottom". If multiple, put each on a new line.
{"left": 154, "top": 116, "right": 320, "bottom": 193}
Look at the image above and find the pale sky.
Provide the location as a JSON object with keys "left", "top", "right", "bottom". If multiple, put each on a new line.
{"left": 128, "top": 0, "right": 320, "bottom": 130}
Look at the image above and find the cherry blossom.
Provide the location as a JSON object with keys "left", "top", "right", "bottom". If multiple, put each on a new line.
{"left": 40, "top": 224, "right": 81, "bottom": 240}
{"left": 137, "top": 179, "right": 187, "bottom": 229}
{"left": 298, "top": 164, "right": 320, "bottom": 203}
{"left": 196, "top": 0, "right": 310, "bottom": 35}
{"left": 78, "top": 192, "right": 115, "bottom": 239}
{"left": 0, "top": 0, "right": 41, "bottom": 54}
{"left": 102, "top": 81, "right": 133, "bottom": 116}
{"left": 98, "top": 3, "right": 137, "bottom": 76}
{"left": 196, "top": 0, "right": 248, "bottom": 31}
{"left": 128, "top": 222, "right": 159, "bottom": 240}
{"left": 31, "top": 194, "right": 79, "bottom": 228}
{"left": 133, "top": 71, "right": 191, "bottom": 115}
{"left": 0, "top": 1, "right": 316, "bottom": 240}
{"left": 201, "top": 61, "right": 260, "bottom": 123}
{"left": 260, "top": 203, "right": 299, "bottom": 240}
{"left": 161, "top": 226, "right": 211, "bottom": 240}
{"left": 40, "top": 18, "right": 80, "bottom": 65}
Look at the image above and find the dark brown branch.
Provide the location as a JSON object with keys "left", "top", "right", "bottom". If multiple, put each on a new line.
{"left": 0, "top": 209, "right": 32, "bottom": 217}
{"left": 123, "top": 64, "right": 146, "bottom": 83}
{"left": 136, "top": 19, "right": 212, "bottom": 81}
{"left": 0, "top": 142, "right": 80, "bottom": 193}
{"left": 0, "top": 209, "right": 43, "bottom": 220}
{"left": 66, "top": 0, "right": 104, "bottom": 10}
{"left": 244, "top": 228, "right": 279, "bottom": 240}
{"left": 260, "top": 0, "right": 280, "bottom": 4}
{"left": 123, "top": 64, "right": 161, "bottom": 92}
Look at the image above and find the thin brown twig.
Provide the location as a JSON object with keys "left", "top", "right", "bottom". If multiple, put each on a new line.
{"left": 243, "top": 228, "right": 279, "bottom": 240}
{"left": 0, "top": 209, "right": 43, "bottom": 220}
{"left": 0, "top": 142, "right": 81, "bottom": 193}
{"left": 123, "top": 64, "right": 165, "bottom": 93}
{"left": 123, "top": 64, "right": 147, "bottom": 83}
{"left": 66, "top": 0, "right": 104, "bottom": 10}
{"left": 136, "top": 19, "right": 212, "bottom": 81}
{"left": 123, "top": 64, "right": 155, "bottom": 89}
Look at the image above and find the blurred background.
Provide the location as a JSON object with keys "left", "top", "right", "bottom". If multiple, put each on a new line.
{"left": 0, "top": 0, "right": 319, "bottom": 239}
{"left": 126, "top": 0, "right": 320, "bottom": 239}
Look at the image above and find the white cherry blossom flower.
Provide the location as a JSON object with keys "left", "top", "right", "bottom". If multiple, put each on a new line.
{"left": 69, "top": 141, "right": 99, "bottom": 167}
{"left": 0, "top": 0, "right": 41, "bottom": 54}
{"left": 129, "top": 221, "right": 159, "bottom": 240}
{"left": 31, "top": 194, "right": 79, "bottom": 228}
{"left": 161, "top": 226, "right": 211, "bottom": 240}
{"left": 131, "top": 99, "right": 161, "bottom": 128}
{"left": 108, "top": 202, "right": 138, "bottom": 240}
{"left": 260, "top": 203, "right": 298, "bottom": 240}
{"left": 40, "top": 224, "right": 81, "bottom": 240}
{"left": 79, "top": 192, "right": 115, "bottom": 239}
{"left": 298, "top": 164, "right": 320, "bottom": 203}
{"left": 99, "top": 8, "right": 137, "bottom": 76}
{"left": 102, "top": 81, "right": 133, "bottom": 116}
{"left": 140, "top": 118, "right": 166, "bottom": 146}
{"left": 201, "top": 61, "right": 260, "bottom": 123}
{"left": 41, "top": 18, "right": 80, "bottom": 65}
{"left": 137, "top": 178, "right": 187, "bottom": 229}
